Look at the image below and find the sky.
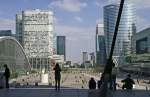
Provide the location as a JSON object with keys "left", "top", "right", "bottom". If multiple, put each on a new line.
{"left": 0, "top": 0, "right": 150, "bottom": 63}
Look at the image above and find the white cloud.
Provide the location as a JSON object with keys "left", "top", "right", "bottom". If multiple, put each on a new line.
{"left": 49, "top": 0, "right": 87, "bottom": 12}
{"left": 74, "top": 16, "right": 83, "bottom": 22}
{"left": 131, "top": 0, "right": 150, "bottom": 9}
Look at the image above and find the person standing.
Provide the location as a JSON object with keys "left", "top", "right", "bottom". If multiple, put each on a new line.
{"left": 3, "top": 64, "right": 10, "bottom": 88}
{"left": 89, "top": 77, "right": 96, "bottom": 89}
{"left": 53, "top": 63, "right": 61, "bottom": 91}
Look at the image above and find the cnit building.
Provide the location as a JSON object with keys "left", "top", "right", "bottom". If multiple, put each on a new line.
{"left": 16, "top": 9, "right": 54, "bottom": 71}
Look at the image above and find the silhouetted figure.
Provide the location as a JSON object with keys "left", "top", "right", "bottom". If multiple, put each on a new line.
{"left": 97, "top": 79, "right": 102, "bottom": 89}
{"left": 53, "top": 63, "right": 61, "bottom": 91}
{"left": 3, "top": 64, "right": 10, "bottom": 88}
{"left": 35, "top": 82, "right": 38, "bottom": 86}
{"left": 111, "top": 74, "right": 116, "bottom": 90}
{"left": 89, "top": 77, "right": 96, "bottom": 89}
{"left": 98, "top": 73, "right": 104, "bottom": 89}
{"left": 121, "top": 74, "right": 135, "bottom": 90}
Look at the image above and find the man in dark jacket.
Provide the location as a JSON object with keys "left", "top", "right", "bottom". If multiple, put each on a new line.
{"left": 53, "top": 63, "right": 61, "bottom": 91}
{"left": 89, "top": 77, "right": 96, "bottom": 89}
{"left": 121, "top": 74, "right": 135, "bottom": 90}
{"left": 3, "top": 64, "right": 10, "bottom": 88}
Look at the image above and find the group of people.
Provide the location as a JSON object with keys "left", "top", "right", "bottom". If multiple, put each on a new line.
{"left": 1, "top": 63, "right": 135, "bottom": 91}
{"left": 88, "top": 74, "right": 135, "bottom": 90}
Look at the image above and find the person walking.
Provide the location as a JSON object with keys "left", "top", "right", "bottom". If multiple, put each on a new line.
{"left": 121, "top": 74, "right": 135, "bottom": 90}
{"left": 53, "top": 63, "right": 61, "bottom": 91}
{"left": 3, "top": 64, "right": 10, "bottom": 88}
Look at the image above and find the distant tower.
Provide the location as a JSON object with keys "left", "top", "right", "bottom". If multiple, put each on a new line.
{"left": 96, "top": 24, "right": 106, "bottom": 66}
{"left": 82, "top": 52, "right": 88, "bottom": 67}
{"left": 57, "top": 36, "right": 66, "bottom": 61}
{"left": 0, "top": 30, "right": 12, "bottom": 36}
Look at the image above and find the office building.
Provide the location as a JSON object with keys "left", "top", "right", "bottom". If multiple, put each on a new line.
{"left": 16, "top": 14, "right": 23, "bottom": 45}
{"left": 57, "top": 36, "right": 66, "bottom": 60}
{"left": 16, "top": 9, "right": 54, "bottom": 71}
{"left": 82, "top": 52, "right": 88, "bottom": 68}
{"left": 132, "top": 27, "right": 150, "bottom": 54}
{"left": 0, "top": 30, "right": 12, "bottom": 36}
{"left": 96, "top": 24, "right": 106, "bottom": 66}
{"left": 53, "top": 32, "right": 57, "bottom": 54}
{"left": 104, "top": 2, "right": 136, "bottom": 63}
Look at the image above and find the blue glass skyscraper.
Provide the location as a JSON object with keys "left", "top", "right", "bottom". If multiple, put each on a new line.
{"left": 104, "top": 2, "right": 136, "bottom": 62}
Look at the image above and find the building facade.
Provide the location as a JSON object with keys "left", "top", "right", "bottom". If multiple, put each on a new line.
{"left": 0, "top": 30, "right": 12, "bottom": 36}
{"left": 0, "top": 36, "right": 31, "bottom": 76}
{"left": 104, "top": 3, "right": 136, "bottom": 63}
{"left": 16, "top": 9, "right": 54, "bottom": 71}
{"left": 16, "top": 14, "right": 23, "bottom": 45}
{"left": 53, "top": 32, "right": 57, "bottom": 54}
{"left": 89, "top": 52, "right": 95, "bottom": 67}
{"left": 96, "top": 24, "right": 106, "bottom": 66}
{"left": 82, "top": 52, "right": 88, "bottom": 68}
{"left": 57, "top": 36, "right": 66, "bottom": 60}
{"left": 132, "top": 27, "right": 150, "bottom": 54}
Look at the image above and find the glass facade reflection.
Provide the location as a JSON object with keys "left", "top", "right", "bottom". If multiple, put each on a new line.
{"left": 0, "top": 36, "right": 31, "bottom": 77}
{"left": 104, "top": 3, "right": 136, "bottom": 61}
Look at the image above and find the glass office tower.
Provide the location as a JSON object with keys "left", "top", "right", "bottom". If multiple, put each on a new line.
{"left": 57, "top": 36, "right": 66, "bottom": 61}
{"left": 104, "top": 2, "right": 136, "bottom": 62}
{"left": 96, "top": 24, "right": 106, "bottom": 66}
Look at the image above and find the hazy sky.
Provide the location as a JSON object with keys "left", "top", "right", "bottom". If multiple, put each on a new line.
{"left": 0, "top": 0, "right": 150, "bottom": 63}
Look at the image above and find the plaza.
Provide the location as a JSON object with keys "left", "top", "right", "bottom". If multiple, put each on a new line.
{"left": 1, "top": 69, "right": 150, "bottom": 97}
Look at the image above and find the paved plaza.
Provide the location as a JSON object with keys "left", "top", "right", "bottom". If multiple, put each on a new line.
{"left": 0, "top": 88, "right": 89, "bottom": 97}
{"left": 112, "top": 90, "right": 150, "bottom": 97}
{"left": 1, "top": 88, "right": 150, "bottom": 97}
{"left": 1, "top": 69, "right": 150, "bottom": 97}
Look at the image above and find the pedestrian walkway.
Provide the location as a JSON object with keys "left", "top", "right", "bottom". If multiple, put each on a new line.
{"left": 0, "top": 88, "right": 88, "bottom": 97}
{"left": 0, "top": 88, "right": 150, "bottom": 97}
{"left": 112, "top": 90, "right": 150, "bottom": 97}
